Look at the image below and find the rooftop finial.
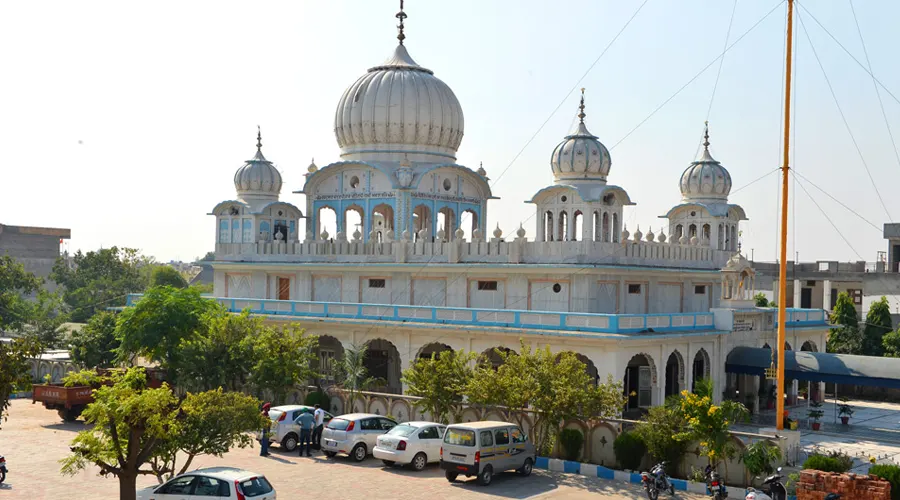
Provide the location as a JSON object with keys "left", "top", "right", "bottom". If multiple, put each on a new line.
{"left": 578, "top": 88, "right": 586, "bottom": 123}
{"left": 256, "top": 125, "right": 262, "bottom": 151}
{"left": 396, "top": 0, "right": 407, "bottom": 45}
{"left": 702, "top": 121, "right": 710, "bottom": 151}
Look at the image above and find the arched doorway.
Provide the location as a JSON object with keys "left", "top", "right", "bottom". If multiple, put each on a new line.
{"left": 801, "top": 340, "right": 817, "bottom": 352}
{"left": 316, "top": 205, "right": 337, "bottom": 239}
{"left": 372, "top": 204, "right": 394, "bottom": 241}
{"left": 364, "top": 338, "right": 402, "bottom": 394}
{"left": 665, "top": 351, "right": 685, "bottom": 399}
{"left": 412, "top": 205, "right": 432, "bottom": 240}
{"left": 417, "top": 342, "right": 453, "bottom": 361}
{"left": 344, "top": 205, "right": 364, "bottom": 240}
{"left": 691, "top": 348, "right": 710, "bottom": 392}
{"left": 479, "top": 346, "right": 516, "bottom": 370}
{"left": 624, "top": 353, "right": 656, "bottom": 416}
{"left": 313, "top": 335, "right": 344, "bottom": 386}
{"left": 557, "top": 351, "right": 599, "bottom": 386}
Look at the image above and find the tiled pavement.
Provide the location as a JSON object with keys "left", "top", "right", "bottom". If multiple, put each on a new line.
{"left": 0, "top": 399, "right": 703, "bottom": 500}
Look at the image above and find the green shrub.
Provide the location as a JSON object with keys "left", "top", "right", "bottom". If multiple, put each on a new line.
{"left": 614, "top": 431, "right": 647, "bottom": 471}
{"left": 869, "top": 464, "right": 900, "bottom": 500}
{"left": 742, "top": 440, "right": 782, "bottom": 476}
{"left": 303, "top": 390, "right": 330, "bottom": 412}
{"left": 559, "top": 428, "right": 584, "bottom": 461}
{"left": 61, "top": 369, "right": 106, "bottom": 388}
{"left": 802, "top": 454, "right": 849, "bottom": 473}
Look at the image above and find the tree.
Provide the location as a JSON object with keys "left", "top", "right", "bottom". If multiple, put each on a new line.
{"left": 25, "top": 290, "right": 69, "bottom": 349}
{"left": 60, "top": 368, "right": 180, "bottom": 500}
{"left": 883, "top": 328, "right": 900, "bottom": 358}
{"left": 147, "top": 389, "right": 267, "bottom": 483}
{"left": 69, "top": 311, "right": 120, "bottom": 369}
{"left": 466, "top": 341, "right": 626, "bottom": 455}
{"left": 0, "top": 335, "right": 42, "bottom": 428}
{"left": 149, "top": 266, "right": 188, "bottom": 289}
{"left": 335, "top": 343, "right": 383, "bottom": 412}
{"left": 0, "top": 255, "right": 43, "bottom": 331}
{"left": 246, "top": 324, "right": 318, "bottom": 404}
{"left": 753, "top": 293, "right": 771, "bottom": 308}
{"left": 827, "top": 292, "right": 862, "bottom": 354}
{"left": 176, "top": 311, "right": 260, "bottom": 392}
{"left": 862, "top": 297, "right": 893, "bottom": 356}
{"left": 197, "top": 252, "right": 215, "bottom": 262}
{"left": 635, "top": 402, "right": 690, "bottom": 470}
{"left": 115, "top": 286, "right": 221, "bottom": 382}
{"left": 402, "top": 350, "right": 475, "bottom": 424}
{"left": 51, "top": 247, "right": 152, "bottom": 322}
{"left": 674, "top": 389, "right": 748, "bottom": 467}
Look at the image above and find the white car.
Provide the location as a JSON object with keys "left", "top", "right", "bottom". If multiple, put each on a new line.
{"left": 373, "top": 421, "right": 447, "bottom": 471}
{"left": 321, "top": 413, "right": 397, "bottom": 461}
{"left": 258, "top": 405, "right": 333, "bottom": 452}
{"left": 136, "top": 467, "right": 275, "bottom": 500}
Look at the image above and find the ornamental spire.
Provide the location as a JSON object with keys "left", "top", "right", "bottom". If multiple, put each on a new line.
{"left": 396, "top": 0, "right": 408, "bottom": 45}
{"left": 578, "top": 88, "right": 586, "bottom": 123}
{"left": 703, "top": 121, "right": 710, "bottom": 151}
{"left": 256, "top": 125, "right": 263, "bottom": 152}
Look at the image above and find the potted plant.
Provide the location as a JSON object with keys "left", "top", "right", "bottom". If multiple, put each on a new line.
{"left": 838, "top": 398, "right": 853, "bottom": 425}
{"left": 799, "top": 387, "right": 808, "bottom": 400}
{"left": 808, "top": 400, "right": 824, "bottom": 430}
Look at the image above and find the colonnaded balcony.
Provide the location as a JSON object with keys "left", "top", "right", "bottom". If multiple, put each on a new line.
{"left": 123, "top": 294, "right": 827, "bottom": 336}
{"left": 214, "top": 235, "right": 736, "bottom": 270}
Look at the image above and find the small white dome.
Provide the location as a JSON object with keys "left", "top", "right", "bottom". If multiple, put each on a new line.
{"left": 550, "top": 91, "right": 611, "bottom": 183}
{"left": 333, "top": 44, "right": 464, "bottom": 162}
{"left": 679, "top": 123, "right": 732, "bottom": 202}
{"left": 234, "top": 130, "right": 282, "bottom": 201}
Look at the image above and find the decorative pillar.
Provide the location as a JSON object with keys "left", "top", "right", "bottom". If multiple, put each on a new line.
{"left": 823, "top": 279, "right": 832, "bottom": 310}
{"left": 793, "top": 279, "right": 801, "bottom": 308}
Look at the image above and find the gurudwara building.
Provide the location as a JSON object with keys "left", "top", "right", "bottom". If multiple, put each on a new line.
{"left": 195, "top": 7, "right": 831, "bottom": 415}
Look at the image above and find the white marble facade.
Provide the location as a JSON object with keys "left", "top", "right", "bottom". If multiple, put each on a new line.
{"left": 206, "top": 9, "right": 829, "bottom": 407}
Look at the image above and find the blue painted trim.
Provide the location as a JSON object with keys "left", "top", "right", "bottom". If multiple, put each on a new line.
{"left": 535, "top": 457, "right": 549, "bottom": 469}
{"left": 671, "top": 479, "right": 688, "bottom": 491}
{"left": 563, "top": 461, "right": 581, "bottom": 474}
{"left": 210, "top": 260, "right": 725, "bottom": 274}
{"left": 596, "top": 466, "right": 615, "bottom": 480}
{"left": 630, "top": 472, "right": 644, "bottom": 484}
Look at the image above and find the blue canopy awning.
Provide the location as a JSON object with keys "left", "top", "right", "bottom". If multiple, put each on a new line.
{"left": 726, "top": 347, "right": 900, "bottom": 389}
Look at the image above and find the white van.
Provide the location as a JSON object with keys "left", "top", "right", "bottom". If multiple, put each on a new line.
{"left": 439, "top": 421, "right": 536, "bottom": 486}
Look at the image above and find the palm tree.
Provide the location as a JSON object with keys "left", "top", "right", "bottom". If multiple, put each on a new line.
{"left": 335, "top": 344, "right": 383, "bottom": 412}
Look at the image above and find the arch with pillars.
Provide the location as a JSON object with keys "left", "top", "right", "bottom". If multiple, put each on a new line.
{"left": 479, "top": 346, "right": 516, "bottom": 370}
{"left": 664, "top": 350, "right": 685, "bottom": 399}
{"left": 417, "top": 342, "right": 453, "bottom": 360}
{"left": 363, "top": 338, "right": 402, "bottom": 394}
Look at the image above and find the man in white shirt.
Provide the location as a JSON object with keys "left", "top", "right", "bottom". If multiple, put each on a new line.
{"left": 312, "top": 404, "right": 325, "bottom": 450}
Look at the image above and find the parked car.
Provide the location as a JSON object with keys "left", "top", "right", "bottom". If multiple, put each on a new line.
{"left": 136, "top": 467, "right": 275, "bottom": 500}
{"left": 440, "top": 421, "right": 535, "bottom": 486}
{"left": 321, "top": 413, "right": 397, "bottom": 462}
{"left": 373, "top": 421, "right": 447, "bottom": 471}
{"left": 257, "top": 405, "right": 333, "bottom": 452}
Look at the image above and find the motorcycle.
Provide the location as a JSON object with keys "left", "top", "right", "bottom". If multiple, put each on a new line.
{"left": 0, "top": 455, "right": 7, "bottom": 484}
{"left": 642, "top": 461, "right": 675, "bottom": 500}
{"left": 705, "top": 465, "right": 727, "bottom": 500}
{"left": 745, "top": 467, "right": 786, "bottom": 500}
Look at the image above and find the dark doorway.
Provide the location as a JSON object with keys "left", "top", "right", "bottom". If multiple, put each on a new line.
{"left": 830, "top": 289, "right": 838, "bottom": 310}
{"left": 364, "top": 349, "right": 389, "bottom": 382}
{"left": 800, "top": 287, "right": 812, "bottom": 309}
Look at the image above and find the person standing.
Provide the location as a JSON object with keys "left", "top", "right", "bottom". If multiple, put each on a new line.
{"left": 295, "top": 410, "right": 316, "bottom": 457}
{"left": 312, "top": 404, "right": 325, "bottom": 450}
{"left": 259, "top": 403, "right": 272, "bottom": 457}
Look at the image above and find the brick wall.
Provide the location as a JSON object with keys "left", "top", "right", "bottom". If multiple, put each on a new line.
{"left": 797, "top": 470, "right": 891, "bottom": 500}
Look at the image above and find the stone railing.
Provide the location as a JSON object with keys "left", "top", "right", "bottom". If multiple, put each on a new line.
{"left": 215, "top": 230, "right": 734, "bottom": 270}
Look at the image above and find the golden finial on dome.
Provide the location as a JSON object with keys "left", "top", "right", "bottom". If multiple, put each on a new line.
{"left": 703, "top": 121, "right": 710, "bottom": 151}
{"left": 396, "top": 0, "right": 407, "bottom": 45}
{"left": 256, "top": 125, "right": 262, "bottom": 151}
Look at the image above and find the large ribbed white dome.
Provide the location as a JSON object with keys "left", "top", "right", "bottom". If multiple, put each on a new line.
{"left": 234, "top": 132, "right": 281, "bottom": 202}
{"left": 333, "top": 44, "right": 464, "bottom": 162}
{"left": 679, "top": 124, "right": 732, "bottom": 202}
{"left": 550, "top": 92, "right": 611, "bottom": 183}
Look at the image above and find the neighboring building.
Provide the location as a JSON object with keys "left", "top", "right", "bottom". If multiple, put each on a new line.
{"left": 752, "top": 224, "right": 900, "bottom": 316}
{"left": 0, "top": 223, "right": 70, "bottom": 292}
{"left": 188, "top": 6, "right": 835, "bottom": 414}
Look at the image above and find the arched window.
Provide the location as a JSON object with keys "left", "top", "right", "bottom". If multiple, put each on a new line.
{"left": 545, "top": 211, "right": 554, "bottom": 242}
{"left": 612, "top": 213, "right": 620, "bottom": 243}
{"left": 717, "top": 223, "right": 724, "bottom": 249}
{"left": 675, "top": 224, "right": 684, "bottom": 241}
{"left": 558, "top": 211, "right": 568, "bottom": 241}
{"left": 573, "top": 211, "right": 583, "bottom": 242}
{"left": 702, "top": 224, "right": 711, "bottom": 244}
{"left": 593, "top": 211, "right": 601, "bottom": 241}
{"left": 602, "top": 212, "right": 610, "bottom": 242}
{"left": 689, "top": 224, "right": 697, "bottom": 239}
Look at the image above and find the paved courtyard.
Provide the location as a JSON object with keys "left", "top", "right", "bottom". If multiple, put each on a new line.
{"left": 0, "top": 399, "right": 695, "bottom": 500}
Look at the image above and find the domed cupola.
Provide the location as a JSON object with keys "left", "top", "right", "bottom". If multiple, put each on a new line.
{"left": 550, "top": 89, "right": 612, "bottom": 184}
{"left": 333, "top": 4, "right": 464, "bottom": 163}
{"left": 234, "top": 128, "right": 282, "bottom": 202}
{"left": 679, "top": 122, "right": 732, "bottom": 202}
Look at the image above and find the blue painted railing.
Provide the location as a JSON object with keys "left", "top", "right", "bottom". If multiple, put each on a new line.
{"left": 124, "top": 294, "right": 717, "bottom": 335}
{"left": 774, "top": 308, "right": 828, "bottom": 328}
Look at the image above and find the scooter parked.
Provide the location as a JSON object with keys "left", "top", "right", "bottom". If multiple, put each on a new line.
{"left": 745, "top": 467, "right": 786, "bottom": 500}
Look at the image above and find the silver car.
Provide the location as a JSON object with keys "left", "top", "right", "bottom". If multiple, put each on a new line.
{"left": 321, "top": 413, "right": 397, "bottom": 462}
{"left": 257, "top": 405, "right": 333, "bottom": 452}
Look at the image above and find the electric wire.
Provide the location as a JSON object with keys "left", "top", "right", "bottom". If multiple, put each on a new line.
{"left": 791, "top": 171, "right": 864, "bottom": 261}
{"left": 790, "top": 170, "right": 881, "bottom": 232}
{"left": 610, "top": 0, "right": 785, "bottom": 150}
{"left": 694, "top": 0, "right": 740, "bottom": 161}
{"left": 797, "top": 11, "right": 892, "bottom": 223}
{"left": 848, "top": 0, "right": 900, "bottom": 199}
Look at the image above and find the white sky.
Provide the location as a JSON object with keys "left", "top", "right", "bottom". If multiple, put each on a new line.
{"left": 1, "top": 0, "right": 898, "bottom": 263}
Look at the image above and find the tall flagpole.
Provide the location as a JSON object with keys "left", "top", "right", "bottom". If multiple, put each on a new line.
{"left": 776, "top": 0, "right": 794, "bottom": 431}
